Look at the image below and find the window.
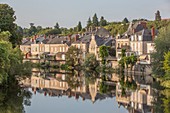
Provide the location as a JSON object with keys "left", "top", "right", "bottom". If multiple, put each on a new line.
{"left": 60, "top": 47, "right": 62, "bottom": 52}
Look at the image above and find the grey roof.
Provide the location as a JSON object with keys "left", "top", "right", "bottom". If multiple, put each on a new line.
{"left": 21, "top": 40, "right": 33, "bottom": 45}
{"left": 94, "top": 35, "right": 106, "bottom": 46}
{"left": 96, "top": 27, "right": 111, "bottom": 37}
{"left": 142, "top": 29, "right": 153, "bottom": 41}
{"left": 125, "top": 22, "right": 146, "bottom": 35}
{"left": 103, "top": 37, "right": 114, "bottom": 46}
{"left": 135, "top": 29, "right": 158, "bottom": 41}
{"left": 47, "top": 37, "right": 66, "bottom": 44}
{"left": 73, "top": 34, "right": 91, "bottom": 44}
{"left": 36, "top": 37, "right": 45, "bottom": 43}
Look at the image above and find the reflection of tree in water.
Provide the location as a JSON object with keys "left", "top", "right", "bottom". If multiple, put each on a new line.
{"left": 0, "top": 79, "right": 32, "bottom": 113}
{"left": 119, "top": 71, "right": 137, "bottom": 96}
{"left": 84, "top": 70, "right": 99, "bottom": 84}
{"left": 152, "top": 81, "right": 170, "bottom": 113}
{"left": 65, "top": 70, "right": 84, "bottom": 90}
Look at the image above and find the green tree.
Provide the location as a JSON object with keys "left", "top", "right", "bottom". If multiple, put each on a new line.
{"left": 77, "top": 21, "right": 82, "bottom": 32}
{"left": 99, "top": 16, "right": 107, "bottom": 26}
{"left": 118, "top": 49, "right": 126, "bottom": 71}
{"left": 54, "top": 22, "right": 60, "bottom": 29}
{"left": 28, "top": 23, "right": 37, "bottom": 36}
{"left": 0, "top": 4, "right": 21, "bottom": 46}
{"left": 122, "top": 17, "right": 129, "bottom": 24}
{"left": 36, "top": 26, "right": 42, "bottom": 31}
{"left": 0, "top": 31, "right": 11, "bottom": 41}
{"left": 83, "top": 53, "right": 99, "bottom": 70}
{"left": 99, "top": 46, "right": 109, "bottom": 65}
{"left": 65, "top": 46, "right": 82, "bottom": 69}
{"left": 92, "top": 13, "right": 99, "bottom": 27}
{"left": 152, "top": 25, "right": 170, "bottom": 76}
{"left": 16, "top": 26, "right": 23, "bottom": 39}
{"left": 129, "top": 54, "right": 137, "bottom": 71}
{"left": 87, "top": 17, "right": 92, "bottom": 28}
{"left": 163, "top": 51, "right": 170, "bottom": 74}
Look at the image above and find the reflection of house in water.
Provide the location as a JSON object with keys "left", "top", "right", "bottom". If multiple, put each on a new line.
{"left": 21, "top": 74, "right": 115, "bottom": 103}
{"left": 116, "top": 81, "right": 154, "bottom": 113}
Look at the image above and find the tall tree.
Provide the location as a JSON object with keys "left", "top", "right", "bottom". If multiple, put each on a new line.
{"left": 122, "top": 17, "right": 129, "bottom": 24}
{"left": 54, "top": 22, "right": 60, "bottom": 29}
{"left": 99, "top": 16, "right": 107, "bottom": 26}
{"left": 99, "top": 46, "right": 109, "bottom": 65}
{"left": 92, "top": 13, "right": 99, "bottom": 27}
{"left": 0, "top": 4, "right": 20, "bottom": 46}
{"left": 87, "top": 17, "right": 92, "bottom": 28}
{"left": 65, "top": 46, "right": 81, "bottom": 68}
{"left": 77, "top": 21, "right": 82, "bottom": 32}
{"left": 28, "top": 23, "right": 37, "bottom": 36}
{"left": 163, "top": 51, "right": 170, "bottom": 75}
{"left": 0, "top": 31, "right": 11, "bottom": 41}
{"left": 152, "top": 25, "right": 170, "bottom": 76}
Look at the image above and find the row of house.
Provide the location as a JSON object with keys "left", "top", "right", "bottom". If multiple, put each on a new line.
{"left": 20, "top": 21, "right": 157, "bottom": 68}
{"left": 20, "top": 27, "right": 115, "bottom": 62}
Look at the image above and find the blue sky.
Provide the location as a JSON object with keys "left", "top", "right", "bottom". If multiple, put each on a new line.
{"left": 0, "top": 0, "right": 170, "bottom": 28}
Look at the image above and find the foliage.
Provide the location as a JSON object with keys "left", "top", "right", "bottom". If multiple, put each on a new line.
{"left": 92, "top": 13, "right": 99, "bottom": 27}
{"left": 54, "top": 22, "right": 60, "bottom": 29}
{"left": 99, "top": 16, "right": 107, "bottom": 26}
{"left": 147, "top": 20, "right": 170, "bottom": 30}
{"left": 163, "top": 51, "right": 170, "bottom": 74}
{"left": 77, "top": 21, "right": 82, "bottom": 32}
{"left": 65, "top": 71, "right": 83, "bottom": 89}
{"left": 0, "top": 31, "right": 11, "bottom": 41}
{"left": 129, "top": 54, "right": 137, "bottom": 70}
{"left": 0, "top": 4, "right": 21, "bottom": 45}
{"left": 87, "top": 17, "right": 92, "bottom": 28}
{"left": 122, "top": 17, "right": 129, "bottom": 24}
{"left": 65, "top": 46, "right": 82, "bottom": 69}
{"left": 99, "top": 81, "right": 109, "bottom": 94}
{"left": 83, "top": 53, "right": 99, "bottom": 70}
{"left": 99, "top": 46, "right": 109, "bottom": 65}
{"left": 118, "top": 49, "right": 126, "bottom": 70}
{"left": 152, "top": 24, "right": 170, "bottom": 76}
{"left": 104, "top": 22, "right": 129, "bottom": 36}
{"left": 0, "top": 31, "right": 32, "bottom": 86}
{"left": 0, "top": 80, "right": 32, "bottom": 113}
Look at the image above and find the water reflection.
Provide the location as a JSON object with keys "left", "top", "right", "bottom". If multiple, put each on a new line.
{"left": 19, "top": 68, "right": 156, "bottom": 113}
{"left": 0, "top": 79, "right": 32, "bottom": 113}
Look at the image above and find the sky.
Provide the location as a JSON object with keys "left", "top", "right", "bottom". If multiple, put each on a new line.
{"left": 0, "top": 0, "right": 170, "bottom": 28}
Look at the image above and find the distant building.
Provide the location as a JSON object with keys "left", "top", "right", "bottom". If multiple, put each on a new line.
{"left": 155, "top": 10, "right": 161, "bottom": 21}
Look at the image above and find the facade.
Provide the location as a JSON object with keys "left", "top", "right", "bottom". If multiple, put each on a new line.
{"left": 89, "top": 34, "right": 106, "bottom": 60}
{"left": 116, "top": 21, "right": 157, "bottom": 62}
{"left": 116, "top": 82, "right": 154, "bottom": 113}
{"left": 116, "top": 34, "right": 131, "bottom": 60}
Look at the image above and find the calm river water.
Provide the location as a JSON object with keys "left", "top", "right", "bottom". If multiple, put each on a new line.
{"left": 18, "top": 69, "right": 156, "bottom": 113}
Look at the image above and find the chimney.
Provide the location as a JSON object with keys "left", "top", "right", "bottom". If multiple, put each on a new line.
{"left": 132, "top": 29, "right": 136, "bottom": 34}
{"left": 74, "top": 35, "right": 79, "bottom": 42}
{"left": 32, "top": 38, "right": 34, "bottom": 42}
{"left": 68, "top": 35, "right": 71, "bottom": 43}
{"left": 151, "top": 27, "right": 155, "bottom": 41}
{"left": 34, "top": 35, "right": 37, "bottom": 40}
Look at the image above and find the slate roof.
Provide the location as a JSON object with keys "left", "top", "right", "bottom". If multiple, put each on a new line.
{"left": 125, "top": 22, "right": 146, "bottom": 35}
{"left": 73, "top": 34, "right": 91, "bottom": 44}
{"left": 96, "top": 27, "right": 111, "bottom": 37}
{"left": 21, "top": 40, "right": 33, "bottom": 45}
{"left": 94, "top": 35, "right": 106, "bottom": 46}
{"left": 47, "top": 37, "right": 66, "bottom": 44}
{"left": 103, "top": 37, "right": 114, "bottom": 46}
